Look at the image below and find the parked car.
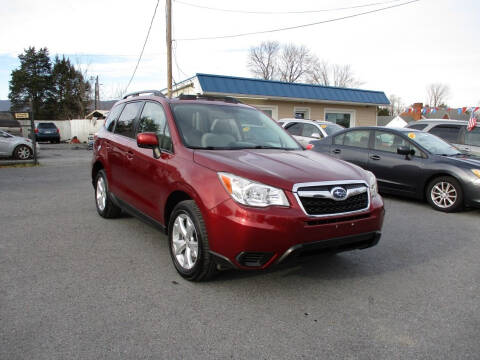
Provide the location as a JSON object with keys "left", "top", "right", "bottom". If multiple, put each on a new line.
{"left": 35, "top": 122, "right": 60, "bottom": 143}
{"left": 0, "top": 117, "right": 23, "bottom": 137}
{"left": 310, "top": 126, "right": 480, "bottom": 212}
{"left": 0, "top": 129, "right": 40, "bottom": 160}
{"left": 406, "top": 119, "right": 480, "bottom": 157}
{"left": 279, "top": 119, "right": 344, "bottom": 147}
{"left": 91, "top": 91, "right": 384, "bottom": 281}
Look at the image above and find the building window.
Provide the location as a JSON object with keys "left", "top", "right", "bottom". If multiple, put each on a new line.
{"left": 294, "top": 107, "right": 310, "bottom": 119}
{"left": 256, "top": 105, "right": 278, "bottom": 120}
{"left": 325, "top": 109, "right": 356, "bottom": 128}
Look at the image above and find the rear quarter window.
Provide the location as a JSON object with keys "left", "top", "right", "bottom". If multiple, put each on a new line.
{"left": 407, "top": 124, "right": 428, "bottom": 131}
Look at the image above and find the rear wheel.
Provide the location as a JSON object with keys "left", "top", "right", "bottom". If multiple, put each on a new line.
{"left": 426, "top": 176, "right": 463, "bottom": 212}
{"left": 168, "top": 200, "right": 217, "bottom": 281}
{"left": 95, "top": 170, "right": 122, "bottom": 218}
{"left": 13, "top": 145, "right": 32, "bottom": 160}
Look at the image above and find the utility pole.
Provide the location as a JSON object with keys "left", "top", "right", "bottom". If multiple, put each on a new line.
{"left": 166, "top": 0, "right": 173, "bottom": 98}
{"left": 95, "top": 75, "right": 99, "bottom": 110}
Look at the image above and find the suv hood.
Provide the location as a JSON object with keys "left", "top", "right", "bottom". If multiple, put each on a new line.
{"left": 193, "top": 149, "right": 368, "bottom": 191}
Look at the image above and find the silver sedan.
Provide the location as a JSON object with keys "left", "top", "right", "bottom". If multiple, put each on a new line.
{"left": 0, "top": 130, "right": 40, "bottom": 160}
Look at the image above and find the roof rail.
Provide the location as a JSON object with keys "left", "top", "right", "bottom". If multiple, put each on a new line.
{"left": 177, "top": 93, "right": 242, "bottom": 104}
{"left": 122, "top": 90, "right": 165, "bottom": 99}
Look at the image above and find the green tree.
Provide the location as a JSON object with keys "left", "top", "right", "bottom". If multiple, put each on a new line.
{"left": 47, "top": 56, "right": 90, "bottom": 119}
{"left": 8, "top": 47, "right": 53, "bottom": 119}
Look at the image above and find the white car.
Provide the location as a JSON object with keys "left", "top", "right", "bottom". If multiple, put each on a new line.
{"left": 278, "top": 118, "right": 344, "bottom": 147}
{"left": 0, "top": 130, "right": 40, "bottom": 160}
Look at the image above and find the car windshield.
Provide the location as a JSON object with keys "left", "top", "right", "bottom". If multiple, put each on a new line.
{"left": 408, "top": 131, "right": 461, "bottom": 156}
{"left": 171, "top": 103, "right": 301, "bottom": 150}
{"left": 321, "top": 123, "right": 344, "bottom": 136}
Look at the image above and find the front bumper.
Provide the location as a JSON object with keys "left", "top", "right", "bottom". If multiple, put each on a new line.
{"left": 205, "top": 194, "right": 384, "bottom": 270}
{"left": 463, "top": 177, "right": 480, "bottom": 208}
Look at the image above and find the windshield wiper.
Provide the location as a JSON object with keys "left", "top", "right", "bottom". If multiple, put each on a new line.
{"left": 250, "top": 145, "right": 297, "bottom": 150}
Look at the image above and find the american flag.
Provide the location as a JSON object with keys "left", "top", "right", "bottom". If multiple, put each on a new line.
{"left": 468, "top": 107, "right": 478, "bottom": 131}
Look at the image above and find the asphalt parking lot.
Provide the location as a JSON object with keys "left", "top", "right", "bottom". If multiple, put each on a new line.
{"left": 1, "top": 146, "right": 479, "bottom": 359}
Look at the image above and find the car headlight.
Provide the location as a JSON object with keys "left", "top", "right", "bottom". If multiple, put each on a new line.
{"left": 218, "top": 172, "right": 289, "bottom": 207}
{"left": 365, "top": 170, "right": 378, "bottom": 198}
{"left": 472, "top": 169, "right": 480, "bottom": 179}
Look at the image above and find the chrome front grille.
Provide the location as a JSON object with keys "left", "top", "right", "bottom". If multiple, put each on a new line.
{"left": 293, "top": 181, "right": 370, "bottom": 217}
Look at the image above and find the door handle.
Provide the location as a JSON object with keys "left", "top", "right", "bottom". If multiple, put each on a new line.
{"left": 370, "top": 154, "right": 381, "bottom": 160}
{"left": 332, "top": 149, "right": 341, "bottom": 154}
{"left": 126, "top": 151, "right": 134, "bottom": 160}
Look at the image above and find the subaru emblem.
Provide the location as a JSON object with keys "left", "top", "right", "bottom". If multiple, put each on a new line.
{"left": 331, "top": 186, "right": 348, "bottom": 201}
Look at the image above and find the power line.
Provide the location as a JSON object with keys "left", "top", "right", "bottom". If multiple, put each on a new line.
{"left": 125, "top": 0, "right": 160, "bottom": 93}
{"left": 175, "top": 0, "right": 419, "bottom": 41}
{"left": 175, "top": 0, "right": 404, "bottom": 15}
{"left": 172, "top": 41, "right": 189, "bottom": 78}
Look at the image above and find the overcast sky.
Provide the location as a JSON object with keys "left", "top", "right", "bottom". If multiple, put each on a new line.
{"left": 1, "top": 0, "right": 479, "bottom": 108}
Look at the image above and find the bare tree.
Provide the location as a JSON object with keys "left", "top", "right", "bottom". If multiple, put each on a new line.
{"left": 388, "top": 94, "right": 404, "bottom": 116}
{"left": 306, "top": 56, "right": 330, "bottom": 85}
{"left": 247, "top": 41, "right": 279, "bottom": 80}
{"left": 307, "top": 59, "right": 362, "bottom": 88}
{"left": 332, "top": 64, "right": 363, "bottom": 88}
{"left": 278, "top": 44, "right": 312, "bottom": 83}
{"left": 427, "top": 83, "right": 450, "bottom": 107}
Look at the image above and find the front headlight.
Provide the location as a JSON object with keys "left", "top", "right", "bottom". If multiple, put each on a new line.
{"left": 472, "top": 169, "right": 480, "bottom": 179}
{"left": 218, "top": 172, "right": 289, "bottom": 207}
{"left": 365, "top": 170, "right": 378, "bottom": 198}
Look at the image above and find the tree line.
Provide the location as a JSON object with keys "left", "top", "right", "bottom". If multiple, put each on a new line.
{"left": 247, "top": 41, "right": 363, "bottom": 88}
{"left": 8, "top": 47, "right": 91, "bottom": 120}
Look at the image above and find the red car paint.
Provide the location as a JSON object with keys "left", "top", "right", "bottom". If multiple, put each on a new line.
{"left": 92, "top": 94, "right": 384, "bottom": 271}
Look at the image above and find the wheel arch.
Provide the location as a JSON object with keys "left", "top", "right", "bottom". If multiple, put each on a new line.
{"left": 164, "top": 190, "right": 194, "bottom": 233}
{"left": 91, "top": 160, "right": 104, "bottom": 187}
{"left": 423, "top": 172, "right": 463, "bottom": 199}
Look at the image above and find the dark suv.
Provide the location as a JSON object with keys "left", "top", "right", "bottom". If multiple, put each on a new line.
{"left": 35, "top": 122, "right": 60, "bottom": 143}
{"left": 91, "top": 90, "right": 384, "bottom": 281}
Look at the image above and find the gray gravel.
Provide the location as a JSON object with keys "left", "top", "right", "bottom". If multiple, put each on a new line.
{"left": 1, "top": 147, "right": 479, "bottom": 359}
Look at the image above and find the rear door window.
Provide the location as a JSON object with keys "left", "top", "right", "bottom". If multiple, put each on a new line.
{"left": 342, "top": 130, "right": 371, "bottom": 148}
{"left": 105, "top": 104, "right": 125, "bottom": 132}
{"left": 115, "top": 102, "right": 143, "bottom": 138}
{"left": 429, "top": 125, "right": 461, "bottom": 143}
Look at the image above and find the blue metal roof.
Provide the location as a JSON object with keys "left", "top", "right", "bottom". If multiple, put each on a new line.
{"left": 196, "top": 73, "right": 390, "bottom": 105}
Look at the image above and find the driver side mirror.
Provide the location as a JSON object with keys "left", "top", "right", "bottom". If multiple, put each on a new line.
{"left": 137, "top": 132, "right": 161, "bottom": 159}
{"left": 397, "top": 146, "right": 415, "bottom": 157}
{"left": 311, "top": 132, "right": 321, "bottom": 139}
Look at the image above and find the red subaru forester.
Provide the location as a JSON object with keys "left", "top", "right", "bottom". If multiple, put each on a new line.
{"left": 92, "top": 91, "right": 384, "bottom": 281}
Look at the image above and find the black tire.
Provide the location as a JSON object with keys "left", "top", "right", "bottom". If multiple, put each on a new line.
{"left": 168, "top": 200, "right": 217, "bottom": 281}
{"left": 426, "top": 176, "right": 463, "bottom": 212}
{"left": 13, "top": 145, "right": 33, "bottom": 160}
{"left": 94, "top": 170, "right": 122, "bottom": 218}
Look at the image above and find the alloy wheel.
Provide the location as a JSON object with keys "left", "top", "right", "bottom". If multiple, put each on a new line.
{"left": 96, "top": 176, "right": 107, "bottom": 211}
{"left": 431, "top": 181, "right": 457, "bottom": 209}
{"left": 172, "top": 213, "right": 199, "bottom": 270}
{"left": 17, "top": 146, "right": 31, "bottom": 160}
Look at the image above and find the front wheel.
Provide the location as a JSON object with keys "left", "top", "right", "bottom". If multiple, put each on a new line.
{"left": 168, "top": 200, "right": 217, "bottom": 281}
{"left": 426, "top": 176, "right": 463, "bottom": 212}
{"left": 95, "top": 170, "right": 122, "bottom": 218}
{"left": 14, "top": 145, "right": 32, "bottom": 160}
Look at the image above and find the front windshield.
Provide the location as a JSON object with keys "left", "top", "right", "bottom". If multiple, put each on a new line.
{"left": 408, "top": 131, "right": 461, "bottom": 156}
{"left": 321, "top": 123, "right": 344, "bottom": 136}
{"left": 171, "top": 103, "right": 301, "bottom": 150}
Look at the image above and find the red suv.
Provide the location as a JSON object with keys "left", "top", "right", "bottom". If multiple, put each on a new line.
{"left": 92, "top": 91, "right": 385, "bottom": 281}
